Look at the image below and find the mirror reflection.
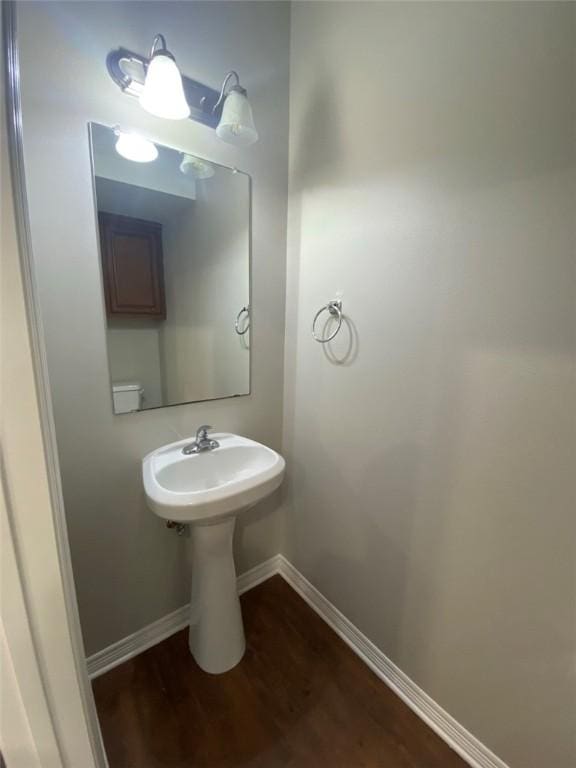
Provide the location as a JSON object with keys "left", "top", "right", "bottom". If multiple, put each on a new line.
{"left": 90, "top": 123, "right": 251, "bottom": 413}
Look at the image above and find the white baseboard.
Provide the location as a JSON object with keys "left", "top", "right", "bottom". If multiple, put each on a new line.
{"left": 86, "top": 553, "right": 508, "bottom": 768}
{"left": 86, "top": 554, "right": 281, "bottom": 679}
{"left": 86, "top": 603, "right": 189, "bottom": 679}
{"left": 238, "top": 554, "right": 282, "bottom": 595}
{"left": 276, "top": 556, "right": 509, "bottom": 768}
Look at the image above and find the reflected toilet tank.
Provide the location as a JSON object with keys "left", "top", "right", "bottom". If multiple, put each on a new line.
{"left": 112, "top": 382, "right": 143, "bottom": 414}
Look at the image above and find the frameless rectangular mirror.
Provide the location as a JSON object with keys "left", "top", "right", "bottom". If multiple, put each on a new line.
{"left": 89, "top": 122, "right": 251, "bottom": 414}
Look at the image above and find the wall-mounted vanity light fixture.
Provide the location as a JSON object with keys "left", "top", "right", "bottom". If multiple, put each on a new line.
{"left": 107, "top": 36, "right": 258, "bottom": 146}
{"left": 114, "top": 127, "right": 158, "bottom": 162}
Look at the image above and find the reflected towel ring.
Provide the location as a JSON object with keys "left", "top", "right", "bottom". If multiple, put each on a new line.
{"left": 312, "top": 300, "right": 343, "bottom": 343}
{"left": 235, "top": 305, "right": 250, "bottom": 335}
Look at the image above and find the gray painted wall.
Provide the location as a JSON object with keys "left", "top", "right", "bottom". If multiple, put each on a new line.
{"left": 161, "top": 170, "right": 250, "bottom": 403}
{"left": 283, "top": 3, "right": 576, "bottom": 768}
{"left": 18, "top": 0, "right": 290, "bottom": 656}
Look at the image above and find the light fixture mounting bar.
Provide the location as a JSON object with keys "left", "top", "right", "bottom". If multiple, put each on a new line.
{"left": 106, "top": 47, "right": 221, "bottom": 129}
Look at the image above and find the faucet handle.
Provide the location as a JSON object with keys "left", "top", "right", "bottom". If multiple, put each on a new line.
{"left": 196, "top": 424, "right": 213, "bottom": 440}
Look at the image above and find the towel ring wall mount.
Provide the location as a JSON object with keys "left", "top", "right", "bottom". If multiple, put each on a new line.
{"left": 312, "top": 299, "right": 343, "bottom": 343}
{"left": 235, "top": 305, "right": 250, "bottom": 335}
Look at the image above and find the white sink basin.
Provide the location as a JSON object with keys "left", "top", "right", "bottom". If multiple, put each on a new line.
{"left": 143, "top": 433, "right": 285, "bottom": 523}
{"left": 142, "top": 432, "right": 285, "bottom": 675}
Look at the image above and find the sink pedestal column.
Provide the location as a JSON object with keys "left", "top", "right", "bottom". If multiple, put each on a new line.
{"left": 188, "top": 516, "right": 245, "bottom": 674}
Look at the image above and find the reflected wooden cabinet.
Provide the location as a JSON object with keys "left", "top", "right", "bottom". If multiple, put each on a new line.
{"left": 98, "top": 212, "right": 166, "bottom": 318}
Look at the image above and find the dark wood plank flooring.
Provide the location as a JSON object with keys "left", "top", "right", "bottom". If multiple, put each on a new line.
{"left": 93, "top": 575, "right": 467, "bottom": 767}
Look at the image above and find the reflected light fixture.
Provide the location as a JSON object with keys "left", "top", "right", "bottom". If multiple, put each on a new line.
{"left": 213, "top": 71, "right": 258, "bottom": 147}
{"left": 180, "top": 153, "right": 215, "bottom": 179}
{"left": 114, "top": 128, "right": 158, "bottom": 162}
{"left": 139, "top": 34, "right": 190, "bottom": 120}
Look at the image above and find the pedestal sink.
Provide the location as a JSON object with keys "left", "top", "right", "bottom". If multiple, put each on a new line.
{"left": 142, "top": 432, "right": 285, "bottom": 674}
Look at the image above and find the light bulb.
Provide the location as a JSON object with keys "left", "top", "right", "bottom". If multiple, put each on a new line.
{"left": 140, "top": 52, "right": 190, "bottom": 120}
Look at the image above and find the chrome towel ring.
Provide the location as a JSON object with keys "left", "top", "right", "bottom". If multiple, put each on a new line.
{"left": 312, "top": 300, "right": 343, "bottom": 343}
{"left": 235, "top": 305, "right": 250, "bottom": 335}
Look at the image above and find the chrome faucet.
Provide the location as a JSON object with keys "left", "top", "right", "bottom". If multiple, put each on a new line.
{"left": 182, "top": 425, "right": 220, "bottom": 455}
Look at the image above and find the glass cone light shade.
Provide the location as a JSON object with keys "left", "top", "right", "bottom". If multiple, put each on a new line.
{"left": 180, "top": 154, "right": 215, "bottom": 180}
{"left": 115, "top": 131, "right": 158, "bottom": 162}
{"left": 216, "top": 87, "right": 258, "bottom": 147}
{"left": 140, "top": 52, "right": 190, "bottom": 120}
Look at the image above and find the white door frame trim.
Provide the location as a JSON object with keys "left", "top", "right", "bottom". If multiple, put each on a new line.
{"left": 2, "top": 3, "right": 108, "bottom": 765}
